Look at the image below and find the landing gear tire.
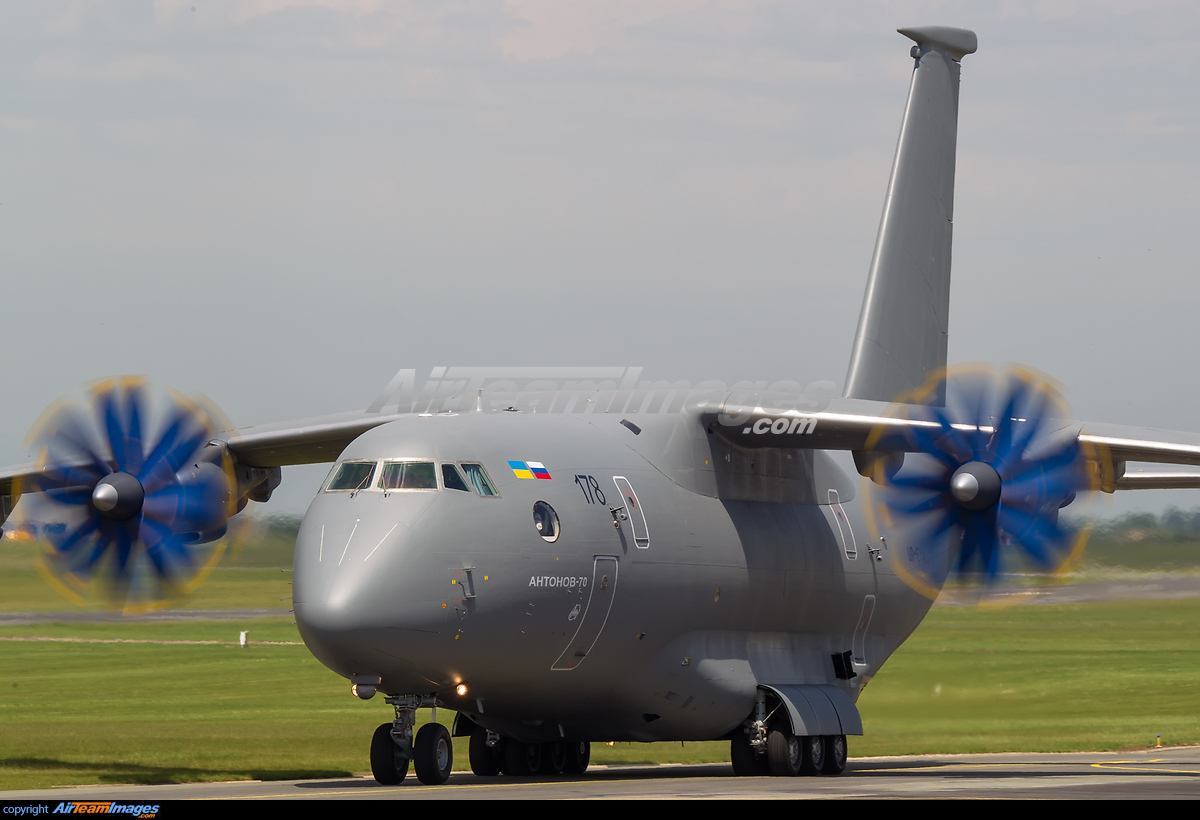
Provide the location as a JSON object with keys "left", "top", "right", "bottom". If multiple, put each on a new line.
{"left": 469, "top": 727, "right": 502, "bottom": 776}
{"left": 767, "top": 729, "right": 803, "bottom": 777}
{"left": 413, "top": 723, "right": 453, "bottom": 785}
{"left": 540, "top": 742, "right": 567, "bottom": 775}
{"left": 370, "top": 722, "right": 409, "bottom": 785}
{"left": 731, "top": 732, "right": 769, "bottom": 776}
{"left": 503, "top": 739, "right": 542, "bottom": 776}
{"left": 821, "top": 734, "right": 847, "bottom": 776}
{"left": 562, "top": 741, "right": 591, "bottom": 775}
{"left": 799, "top": 734, "right": 825, "bottom": 776}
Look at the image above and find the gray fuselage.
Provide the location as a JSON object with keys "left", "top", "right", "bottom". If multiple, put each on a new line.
{"left": 293, "top": 410, "right": 935, "bottom": 744}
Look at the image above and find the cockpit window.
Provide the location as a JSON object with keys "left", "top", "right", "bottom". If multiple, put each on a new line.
{"left": 380, "top": 461, "right": 438, "bottom": 491}
{"left": 327, "top": 461, "right": 377, "bottom": 491}
{"left": 442, "top": 463, "right": 471, "bottom": 492}
{"left": 460, "top": 463, "right": 499, "bottom": 497}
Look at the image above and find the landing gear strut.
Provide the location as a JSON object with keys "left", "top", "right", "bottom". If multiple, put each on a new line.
{"left": 370, "top": 694, "right": 453, "bottom": 786}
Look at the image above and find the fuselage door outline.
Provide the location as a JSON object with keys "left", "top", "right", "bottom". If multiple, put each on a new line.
{"left": 612, "top": 476, "right": 650, "bottom": 549}
{"left": 551, "top": 555, "right": 619, "bottom": 671}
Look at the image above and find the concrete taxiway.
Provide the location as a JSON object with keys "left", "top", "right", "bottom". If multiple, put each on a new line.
{"left": 4, "top": 748, "right": 1198, "bottom": 800}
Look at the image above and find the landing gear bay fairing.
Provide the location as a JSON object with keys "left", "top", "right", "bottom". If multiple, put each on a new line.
{"left": 4, "top": 26, "right": 1198, "bottom": 785}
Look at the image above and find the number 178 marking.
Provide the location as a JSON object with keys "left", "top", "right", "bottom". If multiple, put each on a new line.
{"left": 573, "top": 475, "right": 606, "bottom": 505}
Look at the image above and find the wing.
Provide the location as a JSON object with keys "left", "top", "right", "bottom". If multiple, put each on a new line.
{"left": 703, "top": 394, "right": 1200, "bottom": 491}
{"left": 5, "top": 389, "right": 1199, "bottom": 514}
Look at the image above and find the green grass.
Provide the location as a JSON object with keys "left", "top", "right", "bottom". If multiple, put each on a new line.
{"left": 2, "top": 521, "right": 1198, "bottom": 789}
{"left": 1082, "top": 536, "right": 1200, "bottom": 573}
{"left": 1, "top": 598, "right": 1197, "bottom": 790}
{"left": 0, "top": 617, "right": 430, "bottom": 790}
{"left": 0, "top": 522, "right": 294, "bottom": 612}
{"left": 854, "top": 598, "right": 1200, "bottom": 755}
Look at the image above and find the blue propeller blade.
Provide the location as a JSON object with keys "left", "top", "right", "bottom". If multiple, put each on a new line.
{"left": 877, "top": 364, "right": 1089, "bottom": 590}
{"left": 22, "top": 379, "right": 231, "bottom": 609}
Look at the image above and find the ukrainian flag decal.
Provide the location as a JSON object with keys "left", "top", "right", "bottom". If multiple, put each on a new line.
{"left": 509, "top": 461, "right": 552, "bottom": 480}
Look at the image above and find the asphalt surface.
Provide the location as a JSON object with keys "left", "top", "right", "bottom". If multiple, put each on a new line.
{"left": 3, "top": 748, "right": 1198, "bottom": 800}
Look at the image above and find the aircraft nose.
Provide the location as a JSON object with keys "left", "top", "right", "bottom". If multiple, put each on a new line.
{"left": 291, "top": 514, "right": 415, "bottom": 676}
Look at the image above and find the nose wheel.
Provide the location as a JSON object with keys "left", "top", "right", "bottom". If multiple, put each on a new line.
{"left": 414, "top": 723, "right": 454, "bottom": 785}
{"left": 371, "top": 694, "right": 455, "bottom": 786}
{"left": 370, "top": 723, "right": 409, "bottom": 785}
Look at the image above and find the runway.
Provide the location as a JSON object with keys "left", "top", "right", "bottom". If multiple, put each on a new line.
{"left": 4, "top": 748, "right": 1198, "bottom": 800}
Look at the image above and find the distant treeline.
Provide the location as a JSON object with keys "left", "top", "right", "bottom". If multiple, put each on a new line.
{"left": 259, "top": 513, "right": 303, "bottom": 539}
{"left": 223, "top": 513, "right": 303, "bottom": 567}
{"left": 1089, "top": 507, "right": 1200, "bottom": 542}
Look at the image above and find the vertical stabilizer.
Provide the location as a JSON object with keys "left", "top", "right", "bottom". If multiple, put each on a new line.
{"left": 843, "top": 26, "right": 977, "bottom": 403}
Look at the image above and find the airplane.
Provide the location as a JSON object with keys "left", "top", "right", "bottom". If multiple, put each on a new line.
{"left": 4, "top": 24, "right": 1200, "bottom": 786}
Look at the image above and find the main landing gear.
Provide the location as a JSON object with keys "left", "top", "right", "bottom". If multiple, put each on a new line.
{"left": 730, "top": 691, "right": 848, "bottom": 777}
{"left": 469, "top": 725, "right": 591, "bottom": 777}
{"left": 732, "top": 727, "right": 847, "bottom": 777}
{"left": 371, "top": 695, "right": 453, "bottom": 786}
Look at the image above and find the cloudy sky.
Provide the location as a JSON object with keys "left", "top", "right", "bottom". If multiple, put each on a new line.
{"left": 2, "top": 1, "right": 1198, "bottom": 515}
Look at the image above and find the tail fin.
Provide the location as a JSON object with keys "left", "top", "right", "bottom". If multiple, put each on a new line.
{"left": 843, "top": 26, "right": 977, "bottom": 404}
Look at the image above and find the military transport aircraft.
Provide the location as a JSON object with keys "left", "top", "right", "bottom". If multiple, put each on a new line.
{"left": 4, "top": 25, "right": 1200, "bottom": 786}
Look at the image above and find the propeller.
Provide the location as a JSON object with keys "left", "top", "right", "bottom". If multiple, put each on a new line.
{"left": 17, "top": 377, "right": 236, "bottom": 611}
{"left": 865, "top": 364, "right": 1094, "bottom": 597}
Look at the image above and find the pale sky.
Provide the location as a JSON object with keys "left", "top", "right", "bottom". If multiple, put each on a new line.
{"left": 3, "top": 1, "right": 1199, "bottom": 515}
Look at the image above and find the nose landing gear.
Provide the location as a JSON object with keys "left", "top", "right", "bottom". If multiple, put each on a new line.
{"left": 370, "top": 694, "right": 453, "bottom": 786}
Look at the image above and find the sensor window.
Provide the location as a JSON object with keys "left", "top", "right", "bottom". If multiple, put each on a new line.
{"left": 533, "top": 501, "right": 560, "bottom": 542}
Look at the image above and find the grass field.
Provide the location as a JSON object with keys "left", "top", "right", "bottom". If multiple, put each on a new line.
{"left": 1, "top": 516, "right": 1198, "bottom": 790}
